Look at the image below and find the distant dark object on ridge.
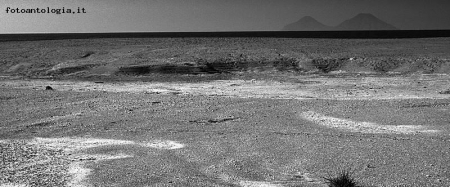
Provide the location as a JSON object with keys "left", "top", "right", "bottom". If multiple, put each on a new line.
{"left": 45, "top": 86, "right": 53, "bottom": 90}
{"left": 282, "top": 13, "right": 398, "bottom": 31}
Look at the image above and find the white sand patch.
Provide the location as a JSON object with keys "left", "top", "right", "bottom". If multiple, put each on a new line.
{"left": 67, "top": 154, "right": 133, "bottom": 187}
{"left": 67, "top": 162, "right": 91, "bottom": 187}
{"left": 28, "top": 137, "right": 135, "bottom": 152}
{"left": 239, "top": 181, "right": 283, "bottom": 187}
{"left": 300, "top": 111, "right": 439, "bottom": 134}
{"left": 23, "top": 137, "right": 136, "bottom": 187}
{"left": 139, "top": 140, "right": 185, "bottom": 149}
{"left": 2, "top": 137, "right": 184, "bottom": 186}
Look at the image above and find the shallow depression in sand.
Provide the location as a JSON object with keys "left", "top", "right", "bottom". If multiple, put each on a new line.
{"left": 299, "top": 111, "right": 439, "bottom": 134}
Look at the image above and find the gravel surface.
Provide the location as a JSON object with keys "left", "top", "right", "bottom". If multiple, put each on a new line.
{"left": 0, "top": 140, "right": 71, "bottom": 187}
{"left": 1, "top": 85, "right": 450, "bottom": 187}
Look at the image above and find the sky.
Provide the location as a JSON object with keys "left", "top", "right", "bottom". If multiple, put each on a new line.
{"left": 1, "top": 0, "right": 450, "bottom": 33}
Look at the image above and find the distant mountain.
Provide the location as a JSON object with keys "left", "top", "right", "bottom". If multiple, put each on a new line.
{"left": 335, "top": 13, "right": 398, "bottom": 30}
{"left": 282, "top": 16, "right": 332, "bottom": 31}
{"left": 282, "top": 13, "right": 398, "bottom": 31}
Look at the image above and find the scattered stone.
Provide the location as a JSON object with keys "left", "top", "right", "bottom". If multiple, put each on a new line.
{"left": 80, "top": 51, "right": 94, "bottom": 58}
{"left": 207, "top": 117, "right": 239, "bottom": 123}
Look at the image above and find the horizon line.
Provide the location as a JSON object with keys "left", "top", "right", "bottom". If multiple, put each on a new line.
{"left": 4, "top": 29, "right": 450, "bottom": 35}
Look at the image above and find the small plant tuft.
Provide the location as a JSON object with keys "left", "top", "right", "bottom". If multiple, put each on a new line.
{"left": 323, "top": 170, "right": 360, "bottom": 187}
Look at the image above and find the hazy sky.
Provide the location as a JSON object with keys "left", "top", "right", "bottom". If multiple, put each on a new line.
{"left": 1, "top": 0, "right": 450, "bottom": 33}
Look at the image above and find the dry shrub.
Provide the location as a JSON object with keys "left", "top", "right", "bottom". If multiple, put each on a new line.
{"left": 324, "top": 170, "right": 362, "bottom": 187}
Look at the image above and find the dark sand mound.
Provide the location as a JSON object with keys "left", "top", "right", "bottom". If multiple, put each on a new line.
{"left": 116, "top": 58, "right": 302, "bottom": 76}
{"left": 3, "top": 56, "right": 450, "bottom": 82}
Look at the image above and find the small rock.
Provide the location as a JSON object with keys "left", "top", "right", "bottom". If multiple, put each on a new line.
{"left": 45, "top": 86, "right": 53, "bottom": 90}
{"left": 367, "top": 164, "right": 376, "bottom": 168}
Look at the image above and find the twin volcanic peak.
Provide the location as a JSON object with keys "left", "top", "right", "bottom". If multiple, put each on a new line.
{"left": 282, "top": 16, "right": 332, "bottom": 31}
{"left": 282, "top": 13, "right": 398, "bottom": 31}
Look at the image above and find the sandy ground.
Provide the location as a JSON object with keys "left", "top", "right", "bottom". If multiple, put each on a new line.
{"left": 1, "top": 73, "right": 450, "bottom": 100}
{"left": 1, "top": 37, "right": 450, "bottom": 187}
{"left": 1, "top": 73, "right": 450, "bottom": 187}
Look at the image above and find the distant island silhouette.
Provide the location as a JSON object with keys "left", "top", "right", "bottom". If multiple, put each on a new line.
{"left": 282, "top": 13, "right": 398, "bottom": 31}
